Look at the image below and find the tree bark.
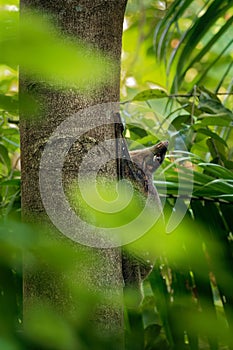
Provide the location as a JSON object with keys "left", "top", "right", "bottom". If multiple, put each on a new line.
{"left": 20, "top": 0, "right": 127, "bottom": 347}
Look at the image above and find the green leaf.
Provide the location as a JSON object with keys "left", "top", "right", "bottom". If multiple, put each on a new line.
{"left": 132, "top": 88, "right": 168, "bottom": 101}
{"left": 0, "top": 95, "right": 18, "bottom": 115}
{"left": 0, "top": 128, "right": 19, "bottom": 136}
{"left": 197, "top": 86, "right": 222, "bottom": 102}
{"left": 128, "top": 126, "right": 147, "bottom": 138}
{"left": 195, "top": 128, "right": 228, "bottom": 147}
{"left": 0, "top": 179, "right": 21, "bottom": 186}
{"left": 197, "top": 115, "right": 232, "bottom": 127}
{"left": 0, "top": 144, "right": 11, "bottom": 171}
{"left": 1, "top": 10, "right": 115, "bottom": 90}
{"left": 217, "top": 194, "right": 233, "bottom": 202}
{"left": 194, "top": 179, "right": 233, "bottom": 196}
{"left": 171, "top": 114, "right": 191, "bottom": 129}
{"left": 0, "top": 338, "right": 20, "bottom": 350}
{"left": 195, "top": 38, "right": 233, "bottom": 87}
{"left": 198, "top": 90, "right": 233, "bottom": 116}
{"left": 224, "top": 160, "right": 233, "bottom": 170}
{"left": 198, "top": 163, "right": 233, "bottom": 180}
{"left": 206, "top": 138, "right": 226, "bottom": 164}
{"left": 181, "top": 102, "right": 203, "bottom": 117}
{"left": 180, "top": 15, "right": 233, "bottom": 85}
{"left": 170, "top": 0, "right": 232, "bottom": 91}
{"left": 154, "top": 0, "right": 194, "bottom": 60}
{"left": 1, "top": 137, "right": 19, "bottom": 148}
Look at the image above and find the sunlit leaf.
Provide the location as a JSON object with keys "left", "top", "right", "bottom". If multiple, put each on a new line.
{"left": 170, "top": 1, "right": 233, "bottom": 91}
{"left": 197, "top": 114, "right": 232, "bottom": 127}
{"left": 132, "top": 88, "right": 168, "bottom": 101}
{"left": 154, "top": 0, "right": 233, "bottom": 93}
{"left": 154, "top": 0, "right": 194, "bottom": 60}
{"left": 178, "top": 15, "right": 233, "bottom": 87}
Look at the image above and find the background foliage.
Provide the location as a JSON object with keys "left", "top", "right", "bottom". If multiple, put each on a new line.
{"left": 121, "top": 1, "right": 233, "bottom": 349}
{"left": 0, "top": 0, "right": 233, "bottom": 349}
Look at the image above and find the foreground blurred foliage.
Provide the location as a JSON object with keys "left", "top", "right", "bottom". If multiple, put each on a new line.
{"left": 0, "top": 0, "right": 114, "bottom": 216}
{"left": 0, "top": 3, "right": 114, "bottom": 90}
{"left": 0, "top": 221, "right": 123, "bottom": 350}
{"left": 0, "top": 0, "right": 233, "bottom": 350}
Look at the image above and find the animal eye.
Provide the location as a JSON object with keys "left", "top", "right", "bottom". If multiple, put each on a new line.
{"left": 154, "top": 154, "right": 161, "bottom": 163}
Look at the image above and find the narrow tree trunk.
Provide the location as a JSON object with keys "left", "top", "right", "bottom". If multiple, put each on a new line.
{"left": 20, "top": 0, "right": 127, "bottom": 346}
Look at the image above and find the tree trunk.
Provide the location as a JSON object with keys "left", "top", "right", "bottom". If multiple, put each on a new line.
{"left": 20, "top": 0, "right": 127, "bottom": 347}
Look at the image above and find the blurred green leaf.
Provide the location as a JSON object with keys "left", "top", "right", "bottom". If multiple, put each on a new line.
{"left": 180, "top": 15, "right": 233, "bottom": 85}
{"left": 0, "top": 143, "right": 11, "bottom": 171}
{"left": 0, "top": 339, "right": 21, "bottom": 350}
{"left": 1, "top": 179, "right": 20, "bottom": 186}
{"left": 24, "top": 302, "right": 77, "bottom": 350}
{"left": 1, "top": 136, "right": 19, "bottom": 148}
{"left": 0, "top": 9, "right": 115, "bottom": 90}
{"left": 0, "top": 94, "right": 18, "bottom": 115}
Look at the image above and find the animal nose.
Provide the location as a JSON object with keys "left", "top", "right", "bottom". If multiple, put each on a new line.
{"left": 162, "top": 140, "right": 169, "bottom": 149}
